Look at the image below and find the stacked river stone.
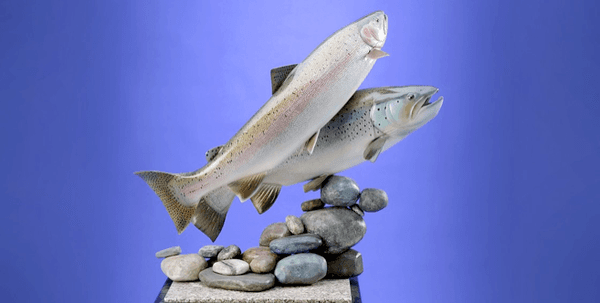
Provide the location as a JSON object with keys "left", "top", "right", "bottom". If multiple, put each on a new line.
{"left": 156, "top": 175, "right": 388, "bottom": 292}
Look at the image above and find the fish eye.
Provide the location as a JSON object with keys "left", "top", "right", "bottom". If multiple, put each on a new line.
{"left": 376, "top": 19, "right": 379, "bottom": 22}
{"left": 408, "top": 94, "right": 415, "bottom": 100}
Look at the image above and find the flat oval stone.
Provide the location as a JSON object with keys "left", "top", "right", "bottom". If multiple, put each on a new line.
{"left": 285, "top": 215, "right": 305, "bottom": 235}
{"left": 301, "top": 207, "right": 366, "bottom": 254}
{"left": 320, "top": 176, "right": 360, "bottom": 207}
{"left": 242, "top": 246, "right": 277, "bottom": 264}
{"left": 358, "top": 188, "right": 388, "bottom": 212}
{"left": 161, "top": 254, "right": 207, "bottom": 282}
{"left": 217, "top": 245, "right": 241, "bottom": 261}
{"left": 274, "top": 253, "right": 327, "bottom": 285}
{"left": 270, "top": 234, "right": 322, "bottom": 254}
{"left": 198, "top": 245, "right": 224, "bottom": 258}
{"left": 155, "top": 246, "right": 181, "bottom": 258}
{"left": 301, "top": 199, "right": 325, "bottom": 212}
{"left": 199, "top": 268, "right": 275, "bottom": 292}
{"left": 326, "top": 249, "right": 363, "bottom": 278}
{"left": 249, "top": 254, "right": 278, "bottom": 273}
{"left": 212, "top": 259, "right": 250, "bottom": 276}
{"left": 259, "top": 222, "right": 291, "bottom": 246}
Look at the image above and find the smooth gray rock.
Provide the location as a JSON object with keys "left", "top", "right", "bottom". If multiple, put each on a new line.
{"left": 351, "top": 204, "right": 364, "bottom": 217}
{"left": 358, "top": 188, "right": 388, "bottom": 212}
{"left": 320, "top": 176, "right": 360, "bottom": 207}
{"left": 198, "top": 268, "right": 276, "bottom": 292}
{"left": 161, "top": 254, "right": 207, "bottom": 282}
{"left": 301, "top": 207, "right": 366, "bottom": 254}
{"left": 301, "top": 199, "right": 325, "bottom": 211}
{"left": 259, "top": 222, "right": 291, "bottom": 246}
{"left": 212, "top": 259, "right": 250, "bottom": 276}
{"left": 155, "top": 246, "right": 181, "bottom": 258}
{"left": 242, "top": 246, "right": 278, "bottom": 264}
{"left": 326, "top": 249, "right": 363, "bottom": 278}
{"left": 198, "top": 245, "right": 224, "bottom": 258}
{"left": 217, "top": 244, "right": 241, "bottom": 261}
{"left": 274, "top": 253, "right": 327, "bottom": 285}
{"left": 270, "top": 234, "right": 322, "bottom": 254}
{"left": 249, "top": 254, "right": 278, "bottom": 273}
{"left": 285, "top": 215, "right": 305, "bottom": 235}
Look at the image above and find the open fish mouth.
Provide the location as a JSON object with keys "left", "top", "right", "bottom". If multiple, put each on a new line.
{"left": 422, "top": 95, "right": 443, "bottom": 108}
{"left": 411, "top": 88, "right": 443, "bottom": 119}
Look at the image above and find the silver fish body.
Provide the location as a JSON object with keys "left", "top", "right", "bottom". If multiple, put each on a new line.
{"left": 136, "top": 11, "right": 389, "bottom": 240}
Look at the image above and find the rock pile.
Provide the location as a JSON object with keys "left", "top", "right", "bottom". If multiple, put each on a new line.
{"left": 156, "top": 175, "right": 388, "bottom": 292}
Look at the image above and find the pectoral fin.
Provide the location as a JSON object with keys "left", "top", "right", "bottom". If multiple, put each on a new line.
{"left": 228, "top": 173, "right": 266, "bottom": 202}
{"left": 250, "top": 183, "right": 282, "bottom": 214}
{"left": 367, "top": 49, "right": 389, "bottom": 60}
{"left": 270, "top": 64, "right": 298, "bottom": 94}
{"left": 304, "top": 130, "right": 320, "bottom": 155}
{"left": 364, "top": 136, "right": 387, "bottom": 162}
{"left": 205, "top": 145, "right": 223, "bottom": 162}
{"left": 303, "top": 174, "right": 331, "bottom": 193}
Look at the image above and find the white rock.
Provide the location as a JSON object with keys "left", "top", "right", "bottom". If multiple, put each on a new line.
{"left": 212, "top": 259, "right": 250, "bottom": 276}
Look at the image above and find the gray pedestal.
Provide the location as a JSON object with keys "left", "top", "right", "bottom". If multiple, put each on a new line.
{"left": 156, "top": 277, "right": 362, "bottom": 303}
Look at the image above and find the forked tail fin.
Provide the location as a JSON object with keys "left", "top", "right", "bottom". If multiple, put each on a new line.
{"left": 135, "top": 171, "right": 195, "bottom": 234}
{"left": 135, "top": 170, "right": 236, "bottom": 241}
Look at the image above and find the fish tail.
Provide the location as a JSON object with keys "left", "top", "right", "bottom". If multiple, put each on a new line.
{"left": 135, "top": 170, "right": 196, "bottom": 234}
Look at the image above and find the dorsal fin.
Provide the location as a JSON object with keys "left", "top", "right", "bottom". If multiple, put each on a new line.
{"left": 250, "top": 183, "right": 282, "bottom": 214}
{"left": 270, "top": 64, "right": 298, "bottom": 94}
{"left": 205, "top": 145, "right": 223, "bottom": 162}
{"left": 228, "top": 172, "right": 266, "bottom": 202}
{"left": 363, "top": 136, "right": 387, "bottom": 163}
{"left": 303, "top": 174, "right": 331, "bottom": 193}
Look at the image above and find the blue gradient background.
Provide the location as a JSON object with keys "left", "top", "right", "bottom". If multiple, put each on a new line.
{"left": 1, "top": 1, "right": 599, "bottom": 302}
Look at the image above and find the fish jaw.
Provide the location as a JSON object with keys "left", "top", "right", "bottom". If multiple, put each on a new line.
{"left": 359, "top": 11, "right": 388, "bottom": 49}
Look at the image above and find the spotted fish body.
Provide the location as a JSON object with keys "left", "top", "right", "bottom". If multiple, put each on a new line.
{"left": 206, "top": 86, "right": 443, "bottom": 219}
{"left": 136, "top": 11, "right": 389, "bottom": 240}
{"left": 260, "top": 86, "right": 443, "bottom": 189}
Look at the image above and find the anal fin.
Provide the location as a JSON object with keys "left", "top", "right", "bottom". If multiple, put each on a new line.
{"left": 228, "top": 173, "right": 266, "bottom": 202}
{"left": 364, "top": 136, "right": 387, "bottom": 163}
{"left": 304, "top": 130, "right": 320, "bottom": 155}
{"left": 250, "top": 183, "right": 282, "bottom": 214}
{"left": 303, "top": 174, "right": 331, "bottom": 193}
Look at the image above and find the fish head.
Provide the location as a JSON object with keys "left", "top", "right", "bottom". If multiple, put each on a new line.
{"left": 370, "top": 86, "right": 443, "bottom": 136}
{"left": 358, "top": 11, "right": 388, "bottom": 49}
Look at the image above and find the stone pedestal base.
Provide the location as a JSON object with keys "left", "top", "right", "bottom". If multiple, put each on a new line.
{"left": 156, "top": 277, "right": 362, "bottom": 303}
